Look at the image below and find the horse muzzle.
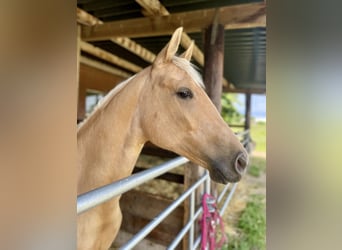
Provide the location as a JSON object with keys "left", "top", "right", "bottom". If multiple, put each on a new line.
{"left": 209, "top": 151, "right": 248, "bottom": 184}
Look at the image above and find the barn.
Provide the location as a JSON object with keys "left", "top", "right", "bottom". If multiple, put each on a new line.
{"left": 76, "top": 0, "right": 266, "bottom": 249}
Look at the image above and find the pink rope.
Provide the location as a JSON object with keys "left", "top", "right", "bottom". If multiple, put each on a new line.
{"left": 201, "top": 193, "right": 227, "bottom": 250}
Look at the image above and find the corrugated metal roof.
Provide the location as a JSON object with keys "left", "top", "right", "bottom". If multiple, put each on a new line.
{"left": 78, "top": 0, "right": 266, "bottom": 92}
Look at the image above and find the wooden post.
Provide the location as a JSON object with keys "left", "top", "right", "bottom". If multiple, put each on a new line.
{"left": 204, "top": 23, "right": 224, "bottom": 197}
{"left": 203, "top": 23, "right": 224, "bottom": 111}
{"left": 77, "top": 84, "right": 86, "bottom": 122}
{"left": 244, "top": 93, "right": 252, "bottom": 152}
{"left": 77, "top": 25, "right": 84, "bottom": 122}
{"left": 77, "top": 25, "right": 81, "bottom": 86}
{"left": 245, "top": 93, "right": 251, "bottom": 131}
{"left": 183, "top": 21, "right": 225, "bottom": 250}
{"left": 183, "top": 162, "right": 201, "bottom": 250}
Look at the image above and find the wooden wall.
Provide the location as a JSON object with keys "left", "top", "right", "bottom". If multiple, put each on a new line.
{"left": 78, "top": 63, "right": 125, "bottom": 120}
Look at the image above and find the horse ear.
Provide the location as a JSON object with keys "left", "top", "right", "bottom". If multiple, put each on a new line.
{"left": 154, "top": 27, "right": 183, "bottom": 65}
{"left": 180, "top": 41, "right": 194, "bottom": 61}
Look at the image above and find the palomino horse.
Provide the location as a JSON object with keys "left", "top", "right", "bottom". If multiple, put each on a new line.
{"left": 77, "top": 27, "right": 248, "bottom": 250}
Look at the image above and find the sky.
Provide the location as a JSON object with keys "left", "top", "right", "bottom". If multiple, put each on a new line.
{"left": 235, "top": 93, "right": 266, "bottom": 121}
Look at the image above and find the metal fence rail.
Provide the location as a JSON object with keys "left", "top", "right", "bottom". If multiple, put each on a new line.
{"left": 236, "top": 129, "right": 250, "bottom": 137}
{"left": 77, "top": 157, "right": 189, "bottom": 214}
{"left": 121, "top": 172, "right": 209, "bottom": 250}
{"left": 77, "top": 130, "right": 250, "bottom": 249}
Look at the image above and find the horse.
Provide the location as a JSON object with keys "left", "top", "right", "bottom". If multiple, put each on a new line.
{"left": 77, "top": 27, "right": 248, "bottom": 250}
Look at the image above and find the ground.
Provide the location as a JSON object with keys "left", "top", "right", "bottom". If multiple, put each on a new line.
{"left": 221, "top": 121, "right": 266, "bottom": 250}
{"left": 221, "top": 152, "right": 266, "bottom": 249}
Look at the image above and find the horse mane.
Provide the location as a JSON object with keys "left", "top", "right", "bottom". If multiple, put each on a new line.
{"left": 77, "top": 75, "right": 136, "bottom": 130}
{"left": 78, "top": 57, "right": 203, "bottom": 130}
{"left": 172, "top": 56, "right": 205, "bottom": 89}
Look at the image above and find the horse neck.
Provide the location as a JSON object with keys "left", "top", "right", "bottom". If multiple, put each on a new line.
{"left": 77, "top": 72, "right": 148, "bottom": 194}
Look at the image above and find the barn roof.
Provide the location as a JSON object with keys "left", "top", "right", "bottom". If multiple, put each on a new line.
{"left": 77, "top": 0, "right": 266, "bottom": 93}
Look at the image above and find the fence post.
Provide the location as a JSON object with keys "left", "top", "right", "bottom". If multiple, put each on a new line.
{"left": 183, "top": 162, "right": 204, "bottom": 249}
{"left": 244, "top": 93, "right": 252, "bottom": 152}
{"left": 204, "top": 21, "right": 224, "bottom": 198}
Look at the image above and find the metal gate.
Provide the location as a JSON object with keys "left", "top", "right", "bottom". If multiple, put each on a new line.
{"left": 77, "top": 130, "right": 250, "bottom": 249}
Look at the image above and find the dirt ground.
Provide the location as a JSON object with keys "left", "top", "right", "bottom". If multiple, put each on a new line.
{"left": 221, "top": 151, "right": 266, "bottom": 237}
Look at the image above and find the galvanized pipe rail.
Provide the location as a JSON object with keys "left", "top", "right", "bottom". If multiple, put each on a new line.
{"left": 236, "top": 129, "right": 250, "bottom": 137}
{"left": 77, "top": 130, "right": 248, "bottom": 248}
{"left": 77, "top": 156, "right": 189, "bottom": 214}
{"left": 235, "top": 129, "right": 250, "bottom": 148}
{"left": 120, "top": 172, "right": 209, "bottom": 250}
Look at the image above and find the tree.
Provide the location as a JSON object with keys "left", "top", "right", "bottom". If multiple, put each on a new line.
{"left": 221, "top": 93, "right": 242, "bottom": 125}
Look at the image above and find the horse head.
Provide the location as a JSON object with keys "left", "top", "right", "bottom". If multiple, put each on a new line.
{"left": 139, "top": 27, "right": 248, "bottom": 183}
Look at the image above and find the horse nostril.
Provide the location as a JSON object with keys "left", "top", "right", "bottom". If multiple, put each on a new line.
{"left": 235, "top": 153, "right": 248, "bottom": 175}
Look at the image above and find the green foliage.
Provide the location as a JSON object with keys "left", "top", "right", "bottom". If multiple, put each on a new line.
{"left": 247, "top": 157, "right": 266, "bottom": 177}
{"left": 250, "top": 122, "right": 266, "bottom": 153}
{"left": 224, "top": 195, "right": 266, "bottom": 250}
{"left": 221, "top": 93, "right": 243, "bottom": 124}
{"left": 219, "top": 93, "right": 266, "bottom": 250}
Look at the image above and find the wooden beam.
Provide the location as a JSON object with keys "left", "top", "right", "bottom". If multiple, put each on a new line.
{"left": 136, "top": 0, "right": 169, "bottom": 16}
{"left": 180, "top": 32, "right": 204, "bottom": 66}
{"left": 225, "top": 14, "right": 266, "bottom": 29}
{"left": 77, "top": 7, "right": 229, "bottom": 86}
{"left": 135, "top": 0, "right": 229, "bottom": 87}
{"left": 136, "top": 0, "right": 204, "bottom": 66}
{"left": 77, "top": 8, "right": 101, "bottom": 26}
{"left": 222, "top": 87, "right": 266, "bottom": 94}
{"left": 119, "top": 190, "right": 184, "bottom": 247}
{"left": 229, "top": 124, "right": 246, "bottom": 128}
{"left": 79, "top": 63, "right": 126, "bottom": 93}
{"left": 80, "top": 56, "right": 131, "bottom": 78}
{"left": 77, "top": 7, "right": 156, "bottom": 64}
{"left": 113, "top": 231, "right": 166, "bottom": 250}
{"left": 110, "top": 37, "right": 156, "bottom": 63}
{"left": 82, "top": 3, "right": 266, "bottom": 40}
{"left": 80, "top": 41, "right": 143, "bottom": 73}
{"left": 133, "top": 167, "right": 184, "bottom": 184}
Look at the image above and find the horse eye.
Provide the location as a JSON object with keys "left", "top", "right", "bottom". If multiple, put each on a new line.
{"left": 176, "top": 87, "right": 193, "bottom": 99}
